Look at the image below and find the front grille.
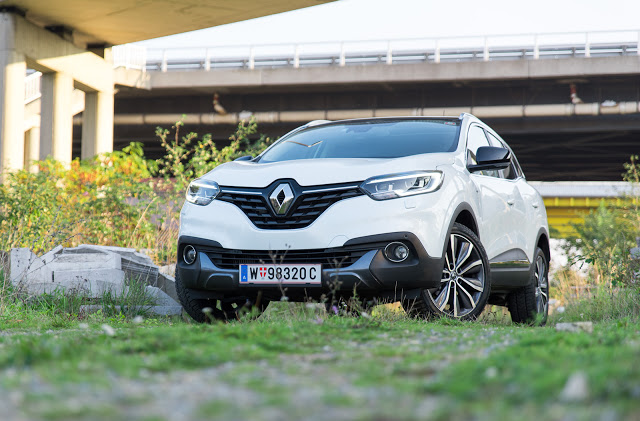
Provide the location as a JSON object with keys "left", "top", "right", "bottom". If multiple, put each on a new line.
{"left": 218, "top": 186, "right": 364, "bottom": 230}
{"left": 201, "top": 244, "right": 385, "bottom": 270}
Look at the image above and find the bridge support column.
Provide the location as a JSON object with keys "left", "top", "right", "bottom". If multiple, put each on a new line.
{"left": 39, "top": 72, "right": 73, "bottom": 164}
{"left": 24, "top": 126, "right": 40, "bottom": 172}
{"left": 81, "top": 89, "right": 114, "bottom": 159}
{"left": 0, "top": 13, "right": 26, "bottom": 175}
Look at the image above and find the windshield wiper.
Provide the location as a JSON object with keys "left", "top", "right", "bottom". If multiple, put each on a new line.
{"left": 284, "top": 140, "right": 323, "bottom": 148}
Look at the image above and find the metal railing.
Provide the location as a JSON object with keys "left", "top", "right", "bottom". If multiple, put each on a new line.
{"left": 126, "top": 29, "right": 640, "bottom": 72}
{"left": 112, "top": 44, "right": 147, "bottom": 70}
{"left": 24, "top": 71, "right": 42, "bottom": 104}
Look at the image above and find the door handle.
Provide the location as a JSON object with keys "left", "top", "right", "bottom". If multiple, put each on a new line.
{"left": 532, "top": 202, "right": 539, "bottom": 208}
{"left": 507, "top": 199, "right": 515, "bottom": 206}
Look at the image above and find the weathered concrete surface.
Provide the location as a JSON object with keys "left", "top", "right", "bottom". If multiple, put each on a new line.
{"left": 9, "top": 245, "right": 181, "bottom": 312}
{"left": 555, "top": 322, "right": 594, "bottom": 333}
{"left": 80, "top": 286, "right": 182, "bottom": 316}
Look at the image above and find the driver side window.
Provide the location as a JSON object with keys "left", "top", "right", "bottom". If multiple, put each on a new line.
{"left": 467, "top": 125, "right": 498, "bottom": 178}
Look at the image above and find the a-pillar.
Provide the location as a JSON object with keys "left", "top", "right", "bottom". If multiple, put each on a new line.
{"left": 39, "top": 72, "right": 73, "bottom": 163}
{"left": 81, "top": 89, "right": 114, "bottom": 159}
{"left": 0, "top": 13, "right": 26, "bottom": 174}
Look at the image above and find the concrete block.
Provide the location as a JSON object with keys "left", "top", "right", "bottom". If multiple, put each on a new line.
{"left": 158, "top": 264, "right": 176, "bottom": 276}
{"left": 9, "top": 245, "right": 182, "bottom": 309}
{"left": 156, "top": 272, "right": 179, "bottom": 303}
{"left": 555, "top": 322, "right": 594, "bottom": 333}
{"left": 68, "top": 245, "right": 159, "bottom": 285}
{"left": 25, "top": 269, "right": 125, "bottom": 295}
{"left": 145, "top": 285, "right": 180, "bottom": 307}
{"left": 9, "top": 248, "right": 38, "bottom": 284}
{"left": 80, "top": 304, "right": 182, "bottom": 316}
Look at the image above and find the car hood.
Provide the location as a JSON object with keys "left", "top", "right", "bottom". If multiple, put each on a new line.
{"left": 201, "top": 154, "right": 456, "bottom": 187}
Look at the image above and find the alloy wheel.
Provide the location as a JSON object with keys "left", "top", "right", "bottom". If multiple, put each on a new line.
{"left": 429, "top": 233, "right": 486, "bottom": 318}
{"left": 534, "top": 255, "right": 549, "bottom": 316}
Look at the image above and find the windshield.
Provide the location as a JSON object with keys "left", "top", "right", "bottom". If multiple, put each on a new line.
{"left": 258, "top": 119, "right": 461, "bottom": 163}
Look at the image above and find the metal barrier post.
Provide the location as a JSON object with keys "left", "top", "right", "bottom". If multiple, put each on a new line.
{"left": 483, "top": 37, "right": 489, "bottom": 61}
{"left": 249, "top": 47, "right": 255, "bottom": 69}
{"left": 205, "top": 48, "right": 210, "bottom": 71}
{"left": 585, "top": 33, "right": 591, "bottom": 57}
{"left": 386, "top": 41, "right": 392, "bottom": 65}
{"left": 435, "top": 39, "right": 440, "bottom": 63}
{"left": 533, "top": 35, "right": 539, "bottom": 59}
{"left": 339, "top": 42, "right": 346, "bottom": 66}
{"left": 294, "top": 45, "right": 300, "bottom": 68}
{"left": 161, "top": 50, "right": 168, "bottom": 72}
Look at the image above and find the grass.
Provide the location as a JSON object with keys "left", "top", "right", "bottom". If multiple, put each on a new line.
{"left": 0, "top": 303, "right": 639, "bottom": 420}
{"left": 2, "top": 250, "right": 640, "bottom": 420}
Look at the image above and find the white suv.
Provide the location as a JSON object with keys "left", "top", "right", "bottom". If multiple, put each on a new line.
{"left": 176, "top": 114, "right": 550, "bottom": 323}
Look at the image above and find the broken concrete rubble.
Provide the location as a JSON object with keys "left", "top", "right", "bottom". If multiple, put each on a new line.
{"left": 9, "top": 245, "right": 181, "bottom": 316}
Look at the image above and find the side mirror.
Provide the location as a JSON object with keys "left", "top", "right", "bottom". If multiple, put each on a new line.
{"left": 468, "top": 146, "right": 511, "bottom": 172}
{"left": 234, "top": 155, "right": 253, "bottom": 162}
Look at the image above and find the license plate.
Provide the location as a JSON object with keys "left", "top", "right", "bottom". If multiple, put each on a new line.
{"left": 239, "top": 264, "right": 321, "bottom": 285}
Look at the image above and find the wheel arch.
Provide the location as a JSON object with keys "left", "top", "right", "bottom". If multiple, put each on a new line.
{"left": 451, "top": 203, "right": 479, "bottom": 238}
{"left": 535, "top": 228, "right": 551, "bottom": 265}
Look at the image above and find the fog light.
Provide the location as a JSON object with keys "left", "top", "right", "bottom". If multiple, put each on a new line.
{"left": 183, "top": 245, "right": 197, "bottom": 265}
{"left": 384, "top": 242, "right": 410, "bottom": 263}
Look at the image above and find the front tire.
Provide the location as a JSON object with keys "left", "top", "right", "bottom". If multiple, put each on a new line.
{"left": 507, "top": 247, "right": 549, "bottom": 325}
{"left": 175, "top": 269, "right": 268, "bottom": 322}
{"left": 403, "top": 223, "right": 491, "bottom": 320}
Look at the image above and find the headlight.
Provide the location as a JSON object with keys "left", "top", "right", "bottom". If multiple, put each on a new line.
{"left": 186, "top": 179, "right": 220, "bottom": 206}
{"left": 360, "top": 171, "right": 443, "bottom": 200}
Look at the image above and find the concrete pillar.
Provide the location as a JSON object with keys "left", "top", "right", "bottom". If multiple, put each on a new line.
{"left": 0, "top": 12, "right": 26, "bottom": 174}
{"left": 40, "top": 72, "right": 74, "bottom": 163}
{"left": 81, "top": 89, "right": 114, "bottom": 159}
{"left": 24, "top": 126, "right": 40, "bottom": 172}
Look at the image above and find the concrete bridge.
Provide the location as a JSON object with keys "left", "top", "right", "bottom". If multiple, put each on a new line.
{"left": 0, "top": 0, "right": 333, "bottom": 174}
{"left": 92, "top": 31, "right": 640, "bottom": 182}
{"left": 10, "top": 13, "right": 640, "bottom": 182}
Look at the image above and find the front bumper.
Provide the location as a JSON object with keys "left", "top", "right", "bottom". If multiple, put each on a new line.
{"left": 177, "top": 232, "right": 444, "bottom": 300}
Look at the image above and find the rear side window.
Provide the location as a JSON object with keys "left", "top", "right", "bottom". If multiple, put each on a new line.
{"left": 258, "top": 120, "right": 461, "bottom": 163}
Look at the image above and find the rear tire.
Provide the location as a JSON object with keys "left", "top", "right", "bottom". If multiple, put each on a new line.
{"left": 402, "top": 223, "right": 491, "bottom": 321}
{"left": 507, "top": 247, "right": 549, "bottom": 325}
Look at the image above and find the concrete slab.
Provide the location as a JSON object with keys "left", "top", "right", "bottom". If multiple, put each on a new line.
{"left": 8, "top": 245, "right": 178, "bottom": 307}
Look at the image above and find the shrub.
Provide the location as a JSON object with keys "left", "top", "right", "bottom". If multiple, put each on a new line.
{"left": 155, "top": 116, "right": 273, "bottom": 192}
{"left": 0, "top": 142, "right": 158, "bottom": 255}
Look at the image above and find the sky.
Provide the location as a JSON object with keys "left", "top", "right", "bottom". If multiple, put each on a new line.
{"left": 134, "top": 0, "right": 640, "bottom": 52}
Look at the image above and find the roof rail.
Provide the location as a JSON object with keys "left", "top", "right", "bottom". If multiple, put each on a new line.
{"left": 305, "top": 119, "right": 331, "bottom": 127}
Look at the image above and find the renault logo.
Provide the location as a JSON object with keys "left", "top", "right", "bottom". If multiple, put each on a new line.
{"left": 269, "top": 183, "right": 294, "bottom": 215}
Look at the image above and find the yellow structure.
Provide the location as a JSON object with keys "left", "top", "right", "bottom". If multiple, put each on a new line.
{"left": 532, "top": 181, "right": 636, "bottom": 238}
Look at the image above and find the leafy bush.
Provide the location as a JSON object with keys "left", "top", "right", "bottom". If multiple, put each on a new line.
{"left": 561, "top": 156, "right": 640, "bottom": 288}
{"left": 0, "top": 142, "right": 157, "bottom": 255}
{"left": 155, "top": 116, "right": 273, "bottom": 192}
{"left": 0, "top": 118, "right": 272, "bottom": 267}
{"left": 554, "top": 155, "right": 640, "bottom": 321}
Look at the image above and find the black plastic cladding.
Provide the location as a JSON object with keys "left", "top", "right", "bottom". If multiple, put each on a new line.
{"left": 198, "top": 242, "right": 389, "bottom": 269}
{"left": 217, "top": 179, "right": 364, "bottom": 230}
